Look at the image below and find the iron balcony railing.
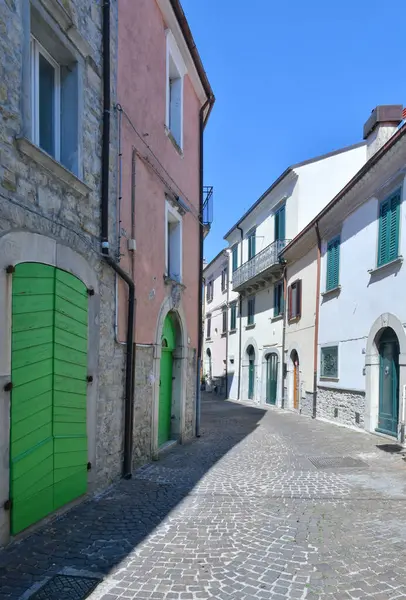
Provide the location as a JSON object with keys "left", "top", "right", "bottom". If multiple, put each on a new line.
{"left": 232, "top": 239, "right": 290, "bottom": 290}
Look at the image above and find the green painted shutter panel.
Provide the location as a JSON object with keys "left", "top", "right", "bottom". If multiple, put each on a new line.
{"left": 326, "top": 238, "right": 340, "bottom": 291}
{"left": 378, "top": 199, "right": 390, "bottom": 266}
{"left": 278, "top": 205, "right": 286, "bottom": 241}
{"left": 11, "top": 264, "right": 88, "bottom": 535}
{"left": 388, "top": 193, "right": 400, "bottom": 262}
{"left": 232, "top": 246, "right": 238, "bottom": 272}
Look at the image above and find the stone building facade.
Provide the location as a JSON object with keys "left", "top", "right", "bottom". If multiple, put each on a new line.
{"left": 0, "top": 0, "right": 122, "bottom": 546}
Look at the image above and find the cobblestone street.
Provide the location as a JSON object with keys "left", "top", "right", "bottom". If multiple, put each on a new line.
{"left": 2, "top": 395, "right": 406, "bottom": 599}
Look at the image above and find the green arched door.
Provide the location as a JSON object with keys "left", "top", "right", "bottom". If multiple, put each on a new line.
{"left": 247, "top": 345, "right": 255, "bottom": 400}
{"left": 158, "top": 315, "right": 175, "bottom": 446}
{"left": 10, "top": 263, "right": 88, "bottom": 534}
{"left": 266, "top": 354, "right": 278, "bottom": 405}
{"left": 377, "top": 328, "right": 399, "bottom": 437}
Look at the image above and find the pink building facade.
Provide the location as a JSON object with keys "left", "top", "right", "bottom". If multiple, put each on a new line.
{"left": 117, "top": 0, "right": 214, "bottom": 461}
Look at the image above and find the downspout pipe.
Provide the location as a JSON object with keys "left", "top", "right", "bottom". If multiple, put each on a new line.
{"left": 195, "top": 98, "right": 212, "bottom": 438}
{"left": 101, "top": 0, "right": 135, "bottom": 478}
{"left": 237, "top": 225, "right": 244, "bottom": 400}
{"left": 313, "top": 222, "right": 322, "bottom": 419}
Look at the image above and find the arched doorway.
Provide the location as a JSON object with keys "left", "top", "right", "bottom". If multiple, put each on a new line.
{"left": 266, "top": 353, "right": 278, "bottom": 405}
{"left": 158, "top": 314, "right": 176, "bottom": 446}
{"left": 377, "top": 327, "right": 400, "bottom": 436}
{"left": 291, "top": 350, "right": 299, "bottom": 410}
{"left": 247, "top": 345, "right": 255, "bottom": 400}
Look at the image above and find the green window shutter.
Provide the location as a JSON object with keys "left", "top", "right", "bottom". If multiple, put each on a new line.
{"left": 248, "top": 296, "right": 255, "bottom": 325}
{"left": 232, "top": 246, "right": 238, "bottom": 272}
{"left": 378, "top": 193, "right": 400, "bottom": 267}
{"left": 230, "top": 303, "right": 237, "bottom": 330}
{"left": 248, "top": 230, "right": 256, "bottom": 260}
{"left": 388, "top": 193, "right": 400, "bottom": 262}
{"left": 326, "top": 237, "right": 340, "bottom": 291}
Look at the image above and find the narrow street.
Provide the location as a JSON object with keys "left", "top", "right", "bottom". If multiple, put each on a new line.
{"left": 2, "top": 396, "right": 406, "bottom": 600}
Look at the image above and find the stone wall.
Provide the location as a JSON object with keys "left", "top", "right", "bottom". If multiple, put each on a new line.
{"left": 132, "top": 345, "right": 154, "bottom": 467}
{"left": 184, "top": 348, "right": 197, "bottom": 441}
{"left": 0, "top": 0, "right": 124, "bottom": 490}
{"left": 316, "top": 386, "right": 366, "bottom": 430}
{"left": 301, "top": 391, "right": 314, "bottom": 417}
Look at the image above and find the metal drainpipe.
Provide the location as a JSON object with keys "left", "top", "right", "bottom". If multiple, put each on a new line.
{"left": 225, "top": 251, "right": 230, "bottom": 398}
{"left": 313, "top": 222, "right": 322, "bottom": 419}
{"left": 237, "top": 225, "right": 244, "bottom": 400}
{"left": 101, "top": 0, "right": 136, "bottom": 479}
{"left": 281, "top": 263, "right": 287, "bottom": 408}
{"left": 195, "top": 98, "right": 212, "bottom": 438}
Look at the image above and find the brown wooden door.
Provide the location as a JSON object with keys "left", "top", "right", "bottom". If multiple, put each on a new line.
{"left": 293, "top": 361, "right": 299, "bottom": 409}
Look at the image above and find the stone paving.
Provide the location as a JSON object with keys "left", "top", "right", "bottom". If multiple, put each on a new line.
{"left": 1, "top": 396, "right": 406, "bottom": 599}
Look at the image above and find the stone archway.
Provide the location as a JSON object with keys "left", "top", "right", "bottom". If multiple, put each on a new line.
{"left": 152, "top": 295, "right": 188, "bottom": 458}
{"left": 365, "top": 313, "right": 406, "bottom": 438}
{"left": 287, "top": 346, "right": 300, "bottom": 411}
{"left": 241, "top": 338, "right": 259, "bottom": 402}
{"left": 260, "top": 348, "right": 281, "bottom": 407}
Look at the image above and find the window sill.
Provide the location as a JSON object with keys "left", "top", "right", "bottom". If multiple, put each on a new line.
{"left": 221, "top": 332, "right": 227, "bottom": 338}
{"left": 15, "top": 137, "right": 91, "bottom": 197}
{"left": 164, "top": 275, "right": 185, "bottom": 288}
{"left": 320, "top": 377, "right": 339, "bottom": 382}
{"left": 321, "top": 285, "right": 341, "bottom": 298}
{"left": 229, "top": 328, "right": 237, "bottom": 335}
{"left": 368, "top": 256, "right": 403, "bottom": 275}
{"left": 288, "top": 316, "right": 301, "bottom": 323}
{"left": 164, "top": 126, "right": 184, "bottom": 157}
{"left": 271, "top": 314, "right": 283, "bottom": 322}
{"left": 245, "top": 324, "right": 256, "bottom": 330}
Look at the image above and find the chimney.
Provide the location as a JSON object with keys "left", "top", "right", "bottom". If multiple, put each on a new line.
{"left": 363, "top": 105, "right": 403, "bottom": 159}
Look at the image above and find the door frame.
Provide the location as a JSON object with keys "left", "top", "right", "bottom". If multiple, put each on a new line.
{"left": 377, "top": 331, "right": 399, "bottom": 436}
{"left": 0, "top": 231, "right": 99, "bottom": 546}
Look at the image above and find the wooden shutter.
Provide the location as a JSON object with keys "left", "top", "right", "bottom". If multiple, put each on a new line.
{"left": 278, "top": 205, "right": 286, "bottom": 241}
{"left": 296, "top": 280, "right": 302, "bottom": 318}
{"left": 274, "top": 285, "right": 278, "bottom": 315}
{"left": 388, "top": 193, "right": 400, "bottom": 262}
{"left": 288, "top": 285, "right": 292, "bottom": 320}
{"left": 327, "top": 237, "right": 340, "bottom": 290}
{"left": 378, "top": 199, "right": 390, "bottom": 266}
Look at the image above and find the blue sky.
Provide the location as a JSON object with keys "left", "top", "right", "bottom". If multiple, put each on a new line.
{"left": 181, "top": 0, "right": 406, "bottom": 263}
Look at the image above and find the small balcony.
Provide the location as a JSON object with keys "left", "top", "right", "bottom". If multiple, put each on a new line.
{"left": 232, "top": 239, "right": 290, "bottom": 292}
{"left": 203, "top": 186, "right": 213, "bottom": 238}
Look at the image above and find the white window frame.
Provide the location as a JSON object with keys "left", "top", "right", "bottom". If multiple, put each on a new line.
{"left": 165, "top": 30, "right": 186, "bottom": 151}
{"left": 320, "top": 344, "right": 340, "bottom": 380}
{"left": 30, "top": 35, "right": 61, "bottom": 161}
{"left": 165, "top": 200, "right": 183, "bottom": 282}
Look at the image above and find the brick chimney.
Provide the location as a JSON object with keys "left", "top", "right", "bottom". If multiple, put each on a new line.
{"left": 363, "top": 105, "right": 403, "bottom": 159}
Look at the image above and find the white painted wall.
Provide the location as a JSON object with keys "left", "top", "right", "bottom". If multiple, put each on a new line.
{"left": 318, "top": 175, "right": 406, "bottom": 392}
{"left": 295, "top": 144, "right": 367, "bottom": 233}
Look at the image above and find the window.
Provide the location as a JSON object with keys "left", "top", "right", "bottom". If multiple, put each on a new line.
{"left": 166, "top": 32, "right": 185, "bottom": 150}
{"left": 378, "top": 191, "right": 401, "bottom": 267}
{"left": 221, "top": 266, "right": 228, "bottom": 292}
{"left": 232, "top": 245, "right": 238, "bottom": 272}
{"left": 247, "top": 296, "right": 255, "bottom": 326}
{"left": 206, "top": 279, "right": 213, "bottom": 302}
{"left": 31, "top": 37, "right": 60, "bottom": 160}
{"left": 222, "top": 306, "right": 227, "bottom": 334}
{"left": 274, "top": 204, "right": 286, "bottom": 242}
{"left": 29, "top": 12, "right": 80, "bottom": 176}
{"left": 166, "top": 202, "right": 182, "bottom": 282}
{"left": 326, "top": 236, "right": 340, "bottom": 291}
{"left": 206, "top": 314, "right": 211, "bottom": 339}
{"left": 274, "top": 280, "right": 284, "bottom": 317}
{"left": 320, "top": 346, "right": 338, "bottom": 379}
{"left": 248, "top": 229, "right": 256, "bottom": 260}
{"left": 288, "top": 280, "right": 301, "bottom": 320}
{"left": 230, "top": 302, "right": 237, "bottom": 330}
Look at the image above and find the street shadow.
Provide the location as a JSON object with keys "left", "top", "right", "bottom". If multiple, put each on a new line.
{"left": 376, "top": 443, "right": 404, "bottom": 454}
{"left": 0, "top": 395, "right": 266, "bottom": 599}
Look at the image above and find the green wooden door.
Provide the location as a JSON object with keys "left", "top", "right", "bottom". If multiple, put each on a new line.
{"left": 10, "top": 263, "right": 88, "bottom": 535}
{"left": 158, "top": 315, "right": 175, "bottom": 446}
{"left": 266, "top": 354, "right": 278, "bottom": 405}
{"left": 377, "top": 329, "right": 399, "bottom": 437}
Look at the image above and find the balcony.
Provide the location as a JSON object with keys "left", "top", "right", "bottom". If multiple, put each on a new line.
{"left": 202, "top": 186, "right": 213, "bottom": 238}
{"left": 232, "top": 239, "right": 290, "bottom": 292}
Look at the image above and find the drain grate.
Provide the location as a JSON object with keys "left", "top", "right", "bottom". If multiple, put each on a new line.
{"left": 30, "top": 575, "right": 100, "bottom": 600}
{"left": 308, "top": 456, "right": 367, "bottom": 469}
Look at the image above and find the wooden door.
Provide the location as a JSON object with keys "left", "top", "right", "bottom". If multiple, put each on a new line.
{"left": 377, "top": 330, "right": 399, "bottom": 436}
{"left": 158, "top": 315, "right": 175, "bottom": 446}
{"left": 10, "top": 263, "right": 88, "bottom": 535}
{"left": 266, "top": 354, "right": 278, "bottom": 405}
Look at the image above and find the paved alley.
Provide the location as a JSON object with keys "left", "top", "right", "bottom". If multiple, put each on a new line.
{"left": 2, "top": 396, "right": 406, "bottom": 600}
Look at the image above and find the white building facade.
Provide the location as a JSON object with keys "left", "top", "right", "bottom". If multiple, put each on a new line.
{"left": 224, "top": 143, "right": 367, "bottom": 407}
{"left": 202, "top": 250, "right": 229, "bottom": 394}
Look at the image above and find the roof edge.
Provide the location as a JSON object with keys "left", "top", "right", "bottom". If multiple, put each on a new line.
{"left": 203, "top": 248, "right": 228, "bottom": 273}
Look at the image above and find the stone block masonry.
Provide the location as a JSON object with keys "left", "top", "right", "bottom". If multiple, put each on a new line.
{"left": 317, "top": 386, "right": 366, "bottom": 430}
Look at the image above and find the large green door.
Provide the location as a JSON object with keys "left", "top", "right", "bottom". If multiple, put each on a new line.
{"left": 158, "top": 315, "right": 175, "bottom": 446}
{"left": 247, "top": 345, "right": 255, "bottom": 400}
{"left": 266, "top": 354, "right": 278, "bottom": 405}
{"left": 10, "top": 263, "right": 88, "bottom": 535}
{"left": 377, "top": 329, "right": 399, "bottom": 437}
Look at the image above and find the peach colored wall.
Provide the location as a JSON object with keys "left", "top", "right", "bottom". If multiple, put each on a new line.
{"left": 117, "top": 0, "right": 201, "bottom": 347}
